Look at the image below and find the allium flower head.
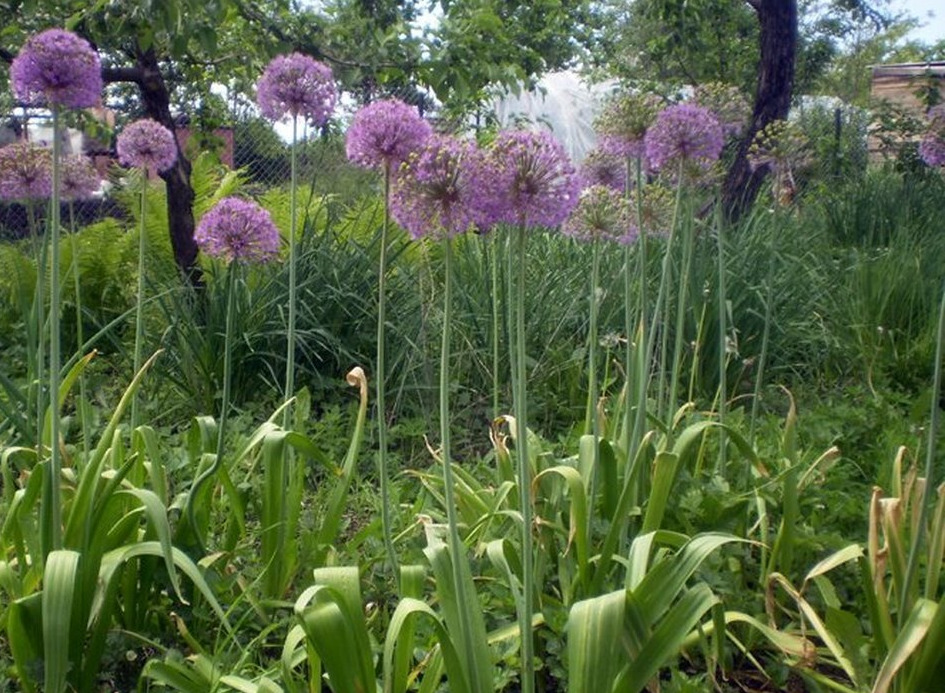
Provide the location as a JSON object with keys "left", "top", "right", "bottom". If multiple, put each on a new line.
{"left": 256, "top": 53, "right": 337, "bottom": 126}
{"left": 645, "top": 103, "right": 724, "bottom": 173}
{"left": 11, "top": 29, "right": 102, "bottom": 109}
{"left": 692, "top": 82, "right": 750, "bottom": 139}
{"left": 628, "top": 182, "right": 674, "bottom": 240}
{"left": 919, "top": 133, "right": 945, "bottom": 168}
{"left": 117, "top": 119, "right": 178, "bottom": 173}
{"left": 0, "top": 142, "right": 52, "bottom": 201}
{"left": 195, "top": 197, "right": 281, "bottom": 264}
{"left": 594, "top": 92, "right": 662, "bottom": 159}
{"left": 346, "top": 98, "right": 432, "bottom": 171}
{"left": 60, "top": 155, "right": 100, "bottom": 201}
{"left": 487, "top": 129, "right": 579, "bottom": 228}
{"left": 562, "top": 185, "right": 632, "bottom": 243}
{"left": 579, "top": 148, "right": 628, "bottom": 192}
{"left": 919, "top": 105, "right": 945, "bottom": 168}
{"left": 747, "top": 119, "right": 811, "bottom": 174}
{"left": 390, "top": 134, "right": 488, "bottom": 240}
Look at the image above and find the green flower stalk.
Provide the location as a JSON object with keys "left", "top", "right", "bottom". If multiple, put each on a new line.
{"left": 188, "top": 197, "right": 281, "bottom": 549}
{"left": 390, "top": 132, "right": 496, "bottom": 691}
{"left": 346, "top": 98, "right": 431, "bottom": 581}
{"left": 11, "top": 28, "right": 102, "bottom": 554}
{"left": 256, "top": 53, "right": 337, "bottom": 421}
{"left": 116, "top": 119, "right": 178, "bottom": 429}
{"left": 488, "top": 129, "right": 579, "bottom": 693}
{"left": 61, "top": 154, "right": 102, "bottom": 461}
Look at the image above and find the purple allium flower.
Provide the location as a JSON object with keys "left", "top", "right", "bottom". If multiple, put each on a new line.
{"left": 645, "top": 104, "right": 724, "bottom": 173}
{"left": 692, "top": 82, "right": 750, "bottom": 139}
{"left": 116, "top": 119, "right": 178, "bottom": 173}
{"left": 487, "top": 129, "right": 580, "bottom": 228}
{"left": 919, "top": 133, "right": 945, "bottom": 168}
{"left": 390, "top": 134, "right": 486, "bottom": 240}
{"left": 346, "top": 98, "right": 432, "bottom": 171}
{"left": 562, "top": 184, "right": 632, "bottom": 243}
{"left": 256, "top": 53, "right": 337, "bottom": 126}
{"left": 60, "top": 155, "right": 101, "bottom": 201}
{"left": 195, "top": 197, "right": 281, "bottom": 264}
{"left": 10, "top": 29, "right": 102, "bottom": 109}
{"left": 0, "top": 142, "right": 52, "bottom": 201}
{"left": 919, "top": 105, "right": 945, "bottom": 168}
{"left": 594, "top": 92, "right": 662, "bottom": 159}
{"left": 579, "top": 148, "right": 629, "bottom": 192}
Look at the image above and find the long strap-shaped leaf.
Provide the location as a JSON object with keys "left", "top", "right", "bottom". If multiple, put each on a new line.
{"left": 615, "top": 584, "right": 719, "bottom": 693}
{"left": 294, "top": 567, "right": 376, "bottom": 693}
{"left": 871, "top": 597, "right": 937, "bottom": 693}
{"left": 567, "top": 590, "right": 626, "bottom": 693}
{"left": 384, "top": 597, "right": 472, "bottom": 693}
{"left": 42, "top": 549, "right": 80, "bottom": 693}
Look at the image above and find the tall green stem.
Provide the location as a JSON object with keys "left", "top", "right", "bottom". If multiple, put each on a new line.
{"left": 68, "top": 201, "right": 91, "bottom": 463}
{"left": 186, "top": 262, "right": 238, "bottom": 551}
{"left": 439, "top": 238, "right": 485, "bottom": 691}
{"left": 130, "top": 167, "right": 147, "bottom": 429}
{"left": 216, "top": 264, "right": 237, "bottom": 502}
{"left": 647, "top": 161, "right": 685, "bottom": 430}
{"left": 715, "top": 203, "right": 729, "bottom": 473}
{"left": 377, "top": 162, "right": 398, "bottom": 579}
{"left": 283, "top": 116, "right": 299, "bottom": 422}
{"left": 585, "top": 236, "right": 602, "bottom": 555}
{"left": 750, "top": 227, "right": 777, "bottom": 444}
{"left": 491, "top": 231, "right": 501, "bottom": 419}
{"left": 513, "top": 224, "right": 534, "bottom": 693}
{"left": 900, "top": 281, "right": 945, "bottom": 619}
{"left": 27, "top": 201, "right": 45, "bottom": 450}
{"left": 45, "top": 106, "right": 63, "bottom": 552}
{"left": 627, "top": 157, "right": 647, "bottom": 463}
{"left": 667, "top": 203, "right": 694, "bottom": 429}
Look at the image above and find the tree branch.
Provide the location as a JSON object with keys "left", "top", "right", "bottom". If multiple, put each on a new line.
{"left": 102, "top": 65, "right": 145, "bottom": 84}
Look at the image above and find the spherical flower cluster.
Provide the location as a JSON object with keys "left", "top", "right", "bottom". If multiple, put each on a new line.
{"left": 594, "top": 92, "right": 662, "bottom": 159}
{"left": 645, "top": 103, "right": 724, "bottom": 173}
{"left": 60, "top": 155, "right": 101, "bottom": 201}
{"left": 919, "top": 104, "right": 945, "bottom": 168}
{"left": 692, "top": 82, "right": 750, "bottom": 139}
{"left": 628, "top": 182, "right": 674, "bottom": 239}
{"left": 487, "top": 129, "right": 579, "bottom": 229}
{"left": 562, "top": 184, "right": 632, "bottom": 243}
{"left": 0, "top": 142, "right": 52, "bottom": 201}
{"left": 195, "top": 197, "right": 281, "bottom": 264}
{"left": 117, "top": 119, "right": 178, "bottom": 173}
{"left": 346, "top": 99, "right": 432, "bottom": 171}
{"left": 579, "top": 148, "right": 628, "bottom": 192}
{"left": 390, "top": 134, "right": 485, "bottom": 240}
{"left": 256, "top": 53, "right": 337, "bottom": 126}
{"left": 919, "top": 133, "right": 945, "bottom": 168}
{"left": 10, "top": 29, "right": 102, "bottom": 109}
{"left": 747, "top": 119, "right": 811, "bottom": 174}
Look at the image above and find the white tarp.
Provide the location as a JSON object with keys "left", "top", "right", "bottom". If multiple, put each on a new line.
{"left": 491, "top": 70, "right": 617, "bottom": 163}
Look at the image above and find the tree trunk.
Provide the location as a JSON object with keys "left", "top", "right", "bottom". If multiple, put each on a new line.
{"left": 135, "top": 46, "right": 201, "bottom": 285}
{"left": 722, "top": 0, "right": 797, "bottom": 220}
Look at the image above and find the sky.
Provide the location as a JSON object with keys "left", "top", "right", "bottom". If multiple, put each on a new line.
{"left": 890, "top": 0, "right": 944, "bottom": 45}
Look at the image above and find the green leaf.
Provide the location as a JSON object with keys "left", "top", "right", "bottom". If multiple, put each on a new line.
{"left": 384, "top": 597, "right": 471, "bottom": 693}
{"left": 42, "top": 550, "right": 80, "bottom": 693}
{"left": 872, "top": 598, "right": 937, "bottom": 693}
{"left": 567, "top": 590, "right": 626, "bottom": 693}
{"left": 294, "top": 568, "right": 375, "bottom": 693}
{"left": 617, "top": 584, "right": 720, "bottom": 692}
